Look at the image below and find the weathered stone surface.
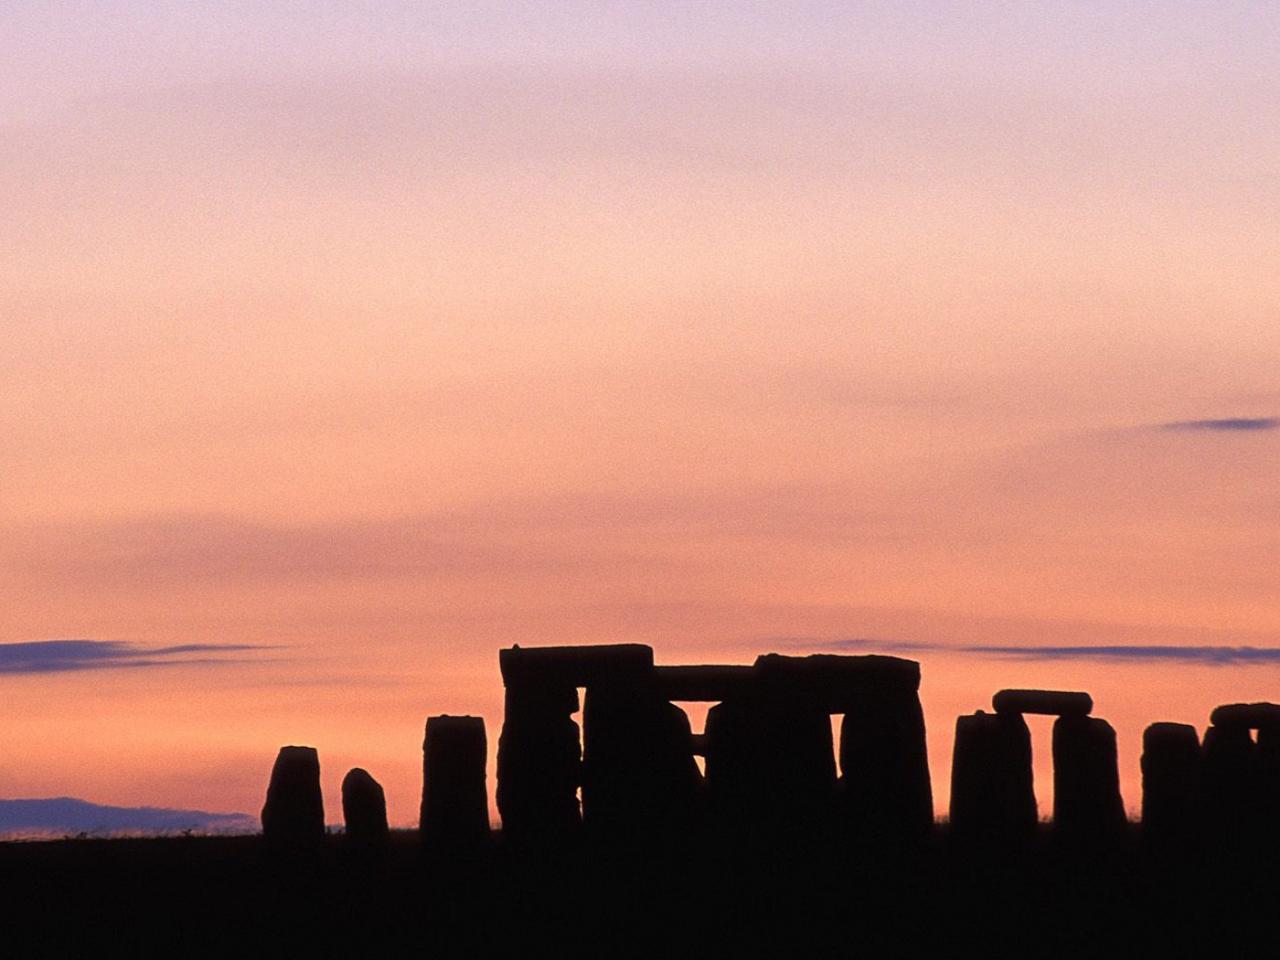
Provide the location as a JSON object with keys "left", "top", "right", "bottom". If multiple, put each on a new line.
{"left": 992, "top": 689, "right": 1092, "bottom": 717}
{"left": 421, "top": 716, "right": 489, "bottom": 845}
{"left": 838, "top": 690, "right": 932, "bottom": 839}
{"left": 653, "top": 665, "right": 756, "bottom": 702}
{"left": 1140, "top": 723, "right": 1200, "bottom": 837}
{"left": 705, "top": 695, "right": 836, "bottom": 827}
{"left": 1209, "top": 702, "right": 1280, "bottom": 731}
{"left": 1053, "top": 715, "right": 1125, "bottom": 838}
{"left": 949, "top": 711, "right": 1036, "bottom": 840}
{"left": 581, "top": 685, "right": 702, "bottom": 834}
{"left": 342, "top": 767, "right": 388, "bottom": 843}
{"left": 496, "top": 687, "right": 581, "bottom": 837}
{"left": 262, "top": 745, "right": 324, "bottom": 842}
{"left": 499, "top": 644, "right": 654, "bottom": 688}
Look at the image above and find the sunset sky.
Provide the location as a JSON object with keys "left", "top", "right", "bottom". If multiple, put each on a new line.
{"left": 2, "top": 3, "right": 1277, "bottom": 828}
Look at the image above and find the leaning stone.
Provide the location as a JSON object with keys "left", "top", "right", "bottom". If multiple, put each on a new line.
{"left": 261, "top": 745, "right": 325, "bottom": 842}
{"left": 1053, "top": 715, "right": 1126, "bottom": 839}
{"left": 949, "top": 711, "right": 1036, "bottom": 840}
{"left": 1209, "top": 702, "right": 1280, "bottom": 731}
{"left": 1140, "top": 722, "right": 1200, "bottom": 838}
{"left": 993, "top": 689, "right": 1092, "bottom": 717}
{"left": 839, "top": 690, "right": 932, "bottom": 839}
{"left": 341, "top": 768, "right": 388, "bottom": 843}
{"left": 581, "top": 685, "right": 702, "bottom": 835}
{"left": 421, "top": 716, "right": 489, "bottom": 846}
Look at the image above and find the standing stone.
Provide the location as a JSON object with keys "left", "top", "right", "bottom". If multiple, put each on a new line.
{"left": 1208, "top": 704, "right": 1280, "bottom": 839}
{"left": 495, "top": 644, "right": 656, "bottom": 840}
{"left": 1256, "top": 724, "right": 1280, "bottom": 840}
{"left": 1201, "top": 722, "right": 1259, "bottom": 838}
{"left": 342, "top": 768, "right": 388, "bottom": 843}
{"left": 422, "top": 715, "right": 489, "bottom": 846}
{"left": 949, "top": 711, "right": 1036, "bottom": 840}
{"left": 1140, "top": 723, "right": 1200, "bottom": 839}
{"left": 839, "top": 690, "right": 933, "bottom": 839}
{"left": 262, "top": 745, "right": 324, "bottom": 842}
{"left": 496, "top": 686, "right": 581, "bottom": 838}
{"left": 581, "top": 683, "right": 702, "bottom": 835}
{"left": 1053, "top": 715, "right": 1125, "bottom": 839}
{"left": 704, "top": 695, "right": 836, "bottom": 829}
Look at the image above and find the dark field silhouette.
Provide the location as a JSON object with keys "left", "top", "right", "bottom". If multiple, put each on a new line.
{"left": 5, "top": 643, "right": 1280, "bottom": 955}
{"left": 2, "top": 826, "right": 1278, "bottom": 955}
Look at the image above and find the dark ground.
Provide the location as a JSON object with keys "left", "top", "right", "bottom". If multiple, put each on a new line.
{"left": 0, "top": 825, "right": 1274, "bottom": 957}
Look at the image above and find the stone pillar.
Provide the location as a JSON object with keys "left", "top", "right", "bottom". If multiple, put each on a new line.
{"left": 704, "top": 695, "right": 835, "bottom": 828}
{"left": 421, "top": 715, "right": 490, "bottom": 845}
{"left": 949, "top": 711, "right": 1036, "bottom": 840}
{"left": 496, "top": 686, "right": 581, "bottom": 838}
{"left": 581, "top": 683, "right": 702, "bottom": 835}
{"left": 1203, "top": 703, "right": 1280, "bottom": 843}
{"left": 1140, "top": 722, "right": 1200, "bottom": 839}
{"left": 342, "top": 767, "right": 389, "bottom": 843}
{"left": 839, "top": 690, "right": 932, "bottom": 839}
{"left": 262, "top": 745, "right": 325, "bottom": 842}
{"left": 1202, "top": 722, "right": 1259, "bottom": 840}
{"left": 1203, "top": 716, "right": 1264, "bottom": 844}
{"left": 1052, "top": 715, "right": 1125, "bottom": 839}
{"left": 1256, "top": 724, "right": 1280, "bottom": 837}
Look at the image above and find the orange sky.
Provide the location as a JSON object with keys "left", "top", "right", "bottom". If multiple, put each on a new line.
{"left": 2, "top": 4, "right": 1277, "bottom": 827}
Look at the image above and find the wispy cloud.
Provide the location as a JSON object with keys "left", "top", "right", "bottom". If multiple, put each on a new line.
{"left": 774, "top": 637, "right": 1280, "bottom": 666}
{"left": 0, "top": 491, "right": 899, "bottom": 591}
{"left": 1160, "top": 418, "right": 1278, "bottom": 433}
{"left": 0, "top": 640, "right": 270, "bottom": 675}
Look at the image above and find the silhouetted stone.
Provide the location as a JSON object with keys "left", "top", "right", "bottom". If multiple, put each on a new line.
{"left": 1053, "top": 715, "right": 1125, "bottom": 839}
{"left": 653, "top": 665, "right": 757, "bottom": 702}
{"left": 499, "top": 643, "right": 654, "bottom": 688}
{"left": 1256, "top": 724, "right": 1280, "bottom": 837}
{"left": 422, "top": 716, "right": 489, "bottom": 846}
{"left": 839, "top": 689, "right": 932, "bottom": 839}
{"left": 261, "top": 745, "right": 324, "bottom": 842}
{"left": 1141, "top": 723, "right": 1200, "bottom": 839}
{"left": 581, "top": 684, "right": 702, "bottom": 835}
{"left": 1209, "top": 702, "right": 1280, "bottom": 730}
{"left": 753, "top": 653, "right": 920, "bottom": 711}
{"left": 993, "top": 689, "right": 1092, "bottom": 717}
{"left": 1204, "top": 702, "right": 1280, "bottom": 836}
{"left": 1201, "top": 723, "right": 1258, "bottom": 839}
{"left": 342, "top": 767, "right": 388, "bottom": 843}
{"left": 949, "top": 711, "right": 1036, "bottom": 840}
{"left": 705, "top": 694, "right": 836, "bottom": 828}
{"left": 496, "top": 686, "right": 581, "bottom": 838}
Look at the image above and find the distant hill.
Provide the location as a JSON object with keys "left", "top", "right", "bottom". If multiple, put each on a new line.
{"left": 0, "top": 798, "right": 257, "bottom": 837}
